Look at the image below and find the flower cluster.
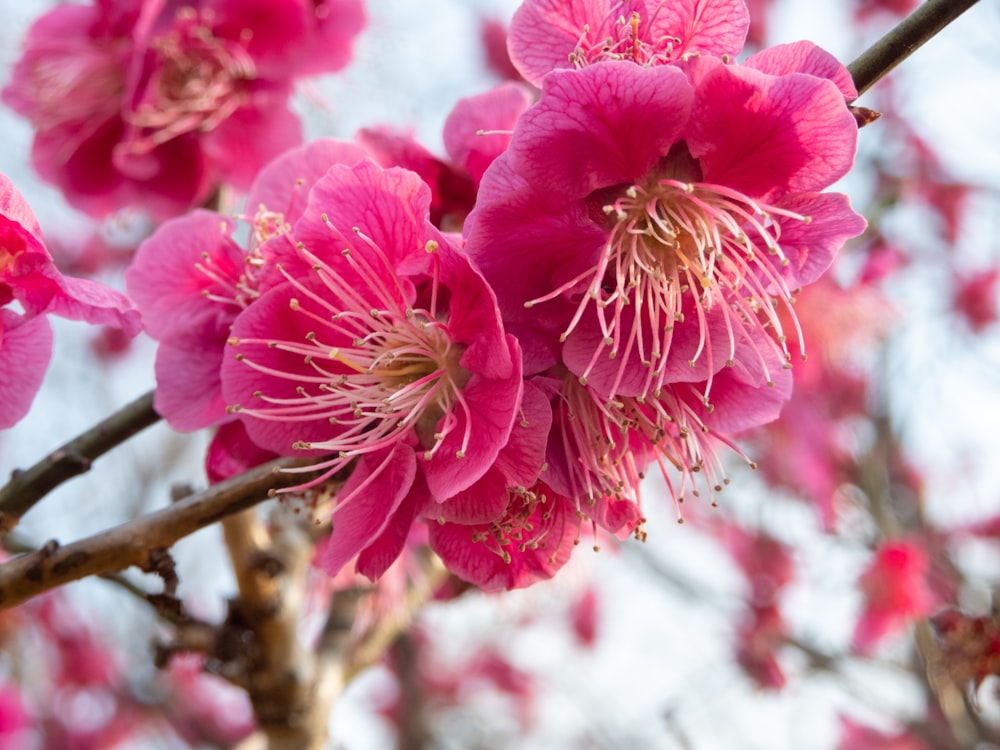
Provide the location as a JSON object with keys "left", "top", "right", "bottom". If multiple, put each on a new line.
{"left": 122, "top": 0, "right": 864, "bottom": 591}
{"left": 3, "top": 0, "right": 365, "bottom": 221}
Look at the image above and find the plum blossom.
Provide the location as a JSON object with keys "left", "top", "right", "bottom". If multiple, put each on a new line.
{"left": 465, "top": 44, "right": 864, "bottom": 515}
{"left": 508, "top": 0, "right": 750, "bottom": 85}
{"left": 220, "top": 159, "right": 525, "bottom": 578}
{"left": 3, "top": 0, "right": 365, "bottom": 220}
{"left": 0, "top": 175, "right": 140, "bottom": 428}
{"left": 854, "top": 539, "right": 936, "bottom": 654}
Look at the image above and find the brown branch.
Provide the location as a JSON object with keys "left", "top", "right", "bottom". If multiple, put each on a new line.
{"left": 0, "top": 456, "right": 314, "bottom": 610}
{"left": 848, "top": 0, "right": 983, "bottom": 98}
{"left": 0, "top": 390, "right": 161, "bottom": 536}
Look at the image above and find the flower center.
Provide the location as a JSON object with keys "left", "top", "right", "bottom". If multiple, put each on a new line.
{"left": 125, "top": 8, "right": 255, "bottom": 152}
{"left": 568, "top": 10, "right": 682, "bottom": 69}
{"left": 531, "top": 176, "right": 807, "bottom": 401}
{"left": 228, "top": 236, "right": 471, "bottom": 487}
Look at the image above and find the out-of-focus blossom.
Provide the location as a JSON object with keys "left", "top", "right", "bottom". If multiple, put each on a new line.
{"left": 3, "top": 0, "right": 365, "bottom": 220}
{"left": 853, "top": 0, "right": 920, "bottom": 23}
{"left": 754, "top": 278, "right": 895, "bottom": 529}
{"left": 837, "top": 716, "right": 931, "bottom": 750}
{"left": 0, "top": 685, "right": 29, "bottom": 750}
{"left": 1, "top": 174, "right": 140, "bottom": 428}
{"left": 736, "top": 603, "right": 787, "bottom": 690}
{"left": 479, "top": 17, "right": 524, "bottom": 82}
{"left": 952, "top": 268, "right": 999, "bottom": 333}
{"left": 853, "top": 539, "right": 936, "bottom": 654}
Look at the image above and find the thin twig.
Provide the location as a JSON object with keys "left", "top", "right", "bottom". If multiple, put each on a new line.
{"left": 847, "top": 0, "right": 983, "bottom": 98}
{"left": 0, "top": 390, "right": 161, "bottom": 536}
{"left": 0, "top": 456, "right": 314, "bottom": 610}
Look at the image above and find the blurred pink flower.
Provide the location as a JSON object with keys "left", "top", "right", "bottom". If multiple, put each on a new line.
{"left": 4, "top": 0, "right": 365, "bottom": 220}
{"left": 0, "top": 174, "right": 140, "bottom": 428}
{"left": 837, "top": 717, "right": 930, "bottom": 750}
{"left": 853, "top": 540, "right": 936, "bottom": 654}
{"left": 952, "top": 268, "right": 999, "bottom": 334}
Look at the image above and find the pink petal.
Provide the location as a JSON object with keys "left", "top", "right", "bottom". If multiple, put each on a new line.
{"left": 509, "top": 62, "right": 693, "bottom": 197}
{"left": 315, "top": 443, "right": 416, "bottom": 577}
{"left": 508, "top": 0, "right": 614, "bottom": 85}
{"left": 244, "top": 138, "right": 369, "bottom": 227}
{"left": 493, "top": 380, "right": 552, "bottom": 487}
{"left": 772, "top": 192, "right": 867, "bottom": 288}
{"left": 125, "top": 210, "right": 243, "bottom": 341}
{"left": 744, "top": 41, "right": 858, "bottom": 100}
{"left": 648, "top": 0, "right": 749, "bottom": 60}
{"left": 355, "top": 469, "right": 427, "bottom": 581}
{"left": 0, "top": 311, "right": 53, "bottom": 429}
{"left": 687, "top": 61, "right": 858, "bottom": 199}
{"left": 203, "top": 99, "right": 302, "bottom": 191}
{"left": 47, "top": 275, "right": 141, "bottom": 336}
{"left": 205, "top": 420, "right": 278, "bottom": 484}
{"left": 427, "top": 467, "right": 510, "bottom": 524}
{"left": 154, "top": 329, "right": 231, "bottom": 431}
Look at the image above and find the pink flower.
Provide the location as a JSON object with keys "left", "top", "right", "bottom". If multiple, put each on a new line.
{"left": 0, "top": 174, "right": 140, "bottom": 428}
{"left": 853, "top": 540, "right": 936, "bottom": 654}
{"left": 467, "top": 53, "right": 863, "bottom": 401}
{"left": 125, "top": 138, "right": 367, "bottom": 430}
{"left": 4, "top": 0, "right": 365, "bottom": 220}
{"left": 220, "top": 159, "right": 524, "bottom": 577}
{"left": 735, "top": 603, "right": 787, "bottom": 690}
{"left": 953, "top": 268, "right": 999, "bottom": 333}
{"left": 508, "top": 0, "right": 750, "bottom": 85}
{"left": 464, "top": 48, "right": 864, "bottom": 513}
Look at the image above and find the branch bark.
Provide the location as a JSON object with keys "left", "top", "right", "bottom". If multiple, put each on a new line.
{"left": 0, "top": 456, "right": 314, "bottom": 610}
{"left": 848, "top": 0, "right": 983, "bottom": 98}
{"left": 0, "top": 390, "right": 161, "bottom": 536}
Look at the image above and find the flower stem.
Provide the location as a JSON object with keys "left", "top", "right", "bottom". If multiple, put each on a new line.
{"left": 848, "top": 0, "right": 983, "bottom": 98}
{"left": 0, "top": 390, "right": 161, "bottom": 536}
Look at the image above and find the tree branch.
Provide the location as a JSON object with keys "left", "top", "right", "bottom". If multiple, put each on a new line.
{"left": 0, "top": 390, "right": 161, "bottom": 536}
{"left": 0, "top": 456, "right": 314, "bottom": 610}
{"left": 848, "top": 0, "right": 983, "bottom": 98}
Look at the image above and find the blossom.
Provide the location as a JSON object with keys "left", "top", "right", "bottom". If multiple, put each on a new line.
{"left": 4, "top": 0, "right": 365, "bottom": 220}
{"left": 0, "top": 174, "right": 140, "bottom": 428}
{"left": 508, "top": 0, "right": 750, "bottom": 85}
{"left": 125, "top": 138, "right": 367, "bottom": 430}
{"left": 220, "top": 159, "right": 524, "bottom": 577}
{"left": 464, "top": 48, "right": 864, "bottom": 514}
{"left": 853, "top": 539, "right": 936, "bottom": 654}
{"left": 468, "top": 54, "right": 863, "bottom": 398}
